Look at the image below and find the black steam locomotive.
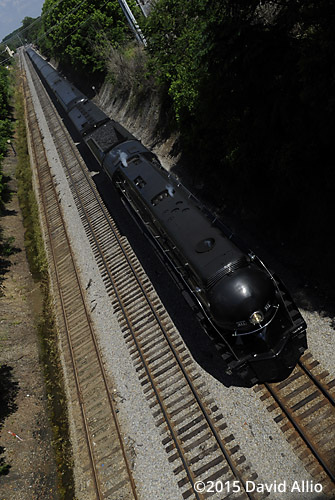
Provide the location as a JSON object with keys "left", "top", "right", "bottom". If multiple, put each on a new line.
{"left": 26, "top": 47, "right": 307, "bottom": 384}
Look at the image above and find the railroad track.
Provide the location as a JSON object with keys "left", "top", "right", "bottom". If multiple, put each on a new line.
{"left": 23, "top": 51, "right": 269, "bottom": 499}
{"left": 21, "top": 52, "right": 137, "bottom": 500}
{"left": 255, "top": 351, "right": 335, "bottom": 496}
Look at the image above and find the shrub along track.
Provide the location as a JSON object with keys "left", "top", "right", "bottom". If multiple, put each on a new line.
{"left": 20, "top": 52, "right": 137, "bottom": 500}
{"left": 21, "top": 50, "right": 270, "bottom": 500}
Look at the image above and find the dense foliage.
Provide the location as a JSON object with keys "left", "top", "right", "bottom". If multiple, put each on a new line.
{"left": 144, "top": 0, "right": 335, "bottom": 278}
{"left": 38, "top": 0, "right": 135, "bottom": 75}
{"left": 143, "top": 0, "right": 210, "bottom": 120}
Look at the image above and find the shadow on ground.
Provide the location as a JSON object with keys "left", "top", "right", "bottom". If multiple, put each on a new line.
{"left": 0, "top": 366, "right": 19, "bottom": 475}
{"left": 0, "top": 225, "right": 21, "bottom": 296}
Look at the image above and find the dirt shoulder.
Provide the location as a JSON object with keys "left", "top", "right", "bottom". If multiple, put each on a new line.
{"left": 0, "top": 148, "right": 58, "bottom": 499}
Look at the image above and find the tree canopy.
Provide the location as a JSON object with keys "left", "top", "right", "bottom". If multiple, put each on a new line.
{"left": 38, "top": 0, "right": 135, "bottom": 74}
{"left": 143, "top": 0, "right": 211, "bottom": 119}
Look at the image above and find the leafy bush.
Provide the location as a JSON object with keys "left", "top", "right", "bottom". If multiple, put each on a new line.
{"left": 105, "top": 43, "right": 155, "bottom": 98}
{"left": 38, "top": 0, "right": 137, "bottom": 75}
{"left": 143, "top": 0, "right": 211, "bottom": 120}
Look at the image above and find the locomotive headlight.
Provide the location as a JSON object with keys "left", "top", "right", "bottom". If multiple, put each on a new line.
{"left": 249, "top": 310, "right": 264, "bottom": 325}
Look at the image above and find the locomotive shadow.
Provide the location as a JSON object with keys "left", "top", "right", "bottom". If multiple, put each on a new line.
{"left": 89, "top": 168, "right": 250, "bottom": 388}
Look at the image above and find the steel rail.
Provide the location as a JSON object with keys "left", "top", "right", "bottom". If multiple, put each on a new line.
{"left": 25, "top": 53, "right": 260, "bottom": 500}
{"left": 264, "top": 371, "right": 335, "bottom": 485}
{"left": 21, "top": 70, "right": 101, "bottom": 499}
{"left": 49, "top": 86, "right": 260, "bottom": 500}
{"left": 22, "top": 51, "right": 138, "bottom": 500}
{"left": 35, "top": 67, "right": 203, "bottom": 500}
{"left": 298, "top": 358, "right": 335, "bottom": 407}
{"left": 58, "top": 133, "right": 256, "bottom": 500}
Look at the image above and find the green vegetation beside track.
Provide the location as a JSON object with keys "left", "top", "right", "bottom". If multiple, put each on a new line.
{"left": 14, "top": 71, "right": 75, "bottom": 499}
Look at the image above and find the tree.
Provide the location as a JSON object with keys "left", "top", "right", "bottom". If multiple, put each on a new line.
{"left": 38, "top": 0, "right": 134, "bottom": 74}
{"left": 143, "top": 0, "right": 211, "bottom": 120}
{"left": 21, "top": 16, "right": 42, "bottom": 44}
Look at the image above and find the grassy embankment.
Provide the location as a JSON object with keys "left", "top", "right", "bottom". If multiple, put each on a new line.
{"left": 14, "top": 70, "right": 75, "bottom": 499}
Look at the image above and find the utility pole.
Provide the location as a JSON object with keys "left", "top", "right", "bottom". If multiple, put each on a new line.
{"left": 17, "top": 32, "right": 24, "bottom": 46}
{"left": 117, "top": 0, "right": 147, "bottom": 46}
{"left": 134, "top": 0, "right": 152, "bottom": 18}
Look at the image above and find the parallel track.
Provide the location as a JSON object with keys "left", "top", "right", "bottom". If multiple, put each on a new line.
{"left": 23, "top": 51, "right": 268, "bottom": 499}
{"left": 255, "top": 351, "right": 335, "bottom": 496}
{"left": 21, "top": 52, "right": 137, "bottom": 500}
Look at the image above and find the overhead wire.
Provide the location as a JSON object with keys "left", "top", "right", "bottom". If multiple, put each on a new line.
{"left": 36, "top": 0, "right": 93, "bottom": 43}
{"left": 43, "top": 0, "right": 112, "bottom": 45}
{"left": 1, "top": 0, "right": 144, "bottom": 66}
{"left": 0, "top": 55, "right": 12, "bottom": 66}
{"left": 1, "top": 0, "right": 67, "bottom": 45}
{"left": 0, "top": 0, "right": 92, "bottom": 65}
